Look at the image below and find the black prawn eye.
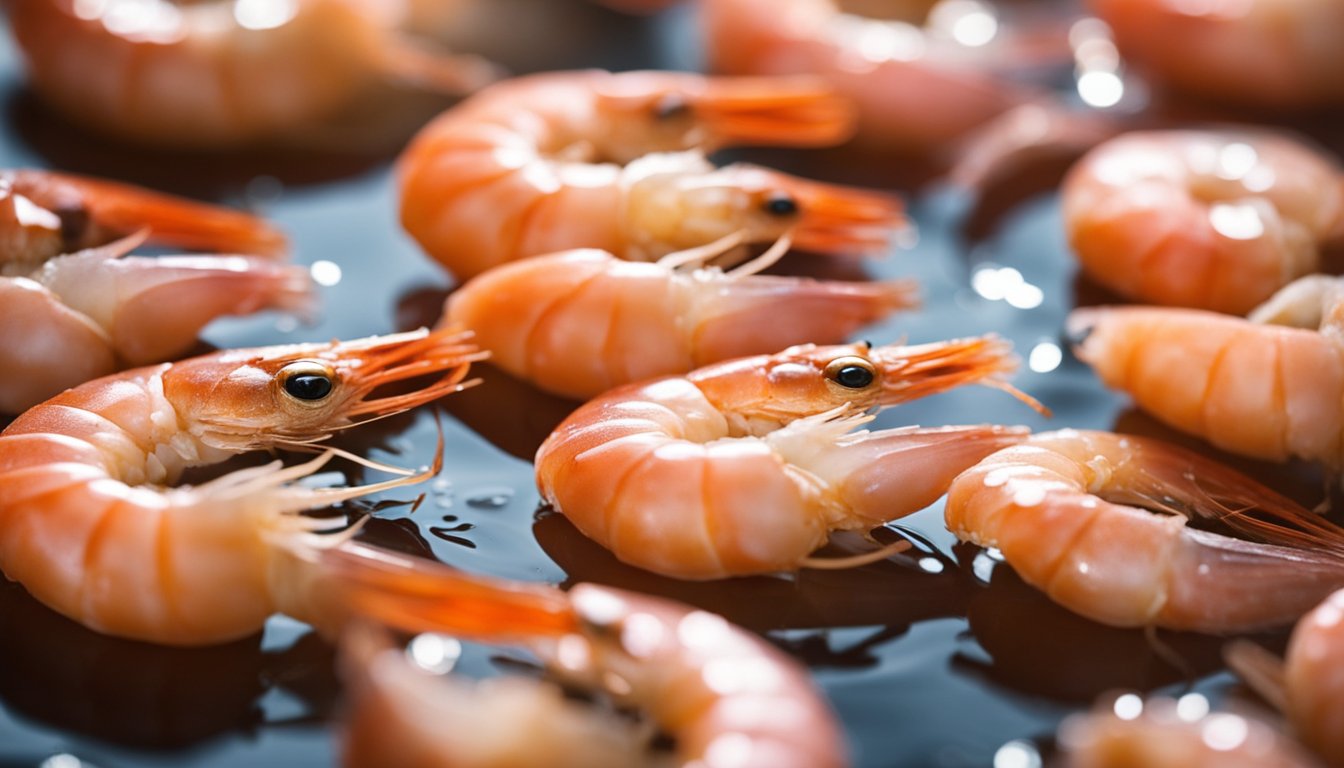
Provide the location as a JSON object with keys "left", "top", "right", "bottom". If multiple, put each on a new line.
{"left": 824, "top": 356, "right": 877, "bottom": 390}
{"left": 285, "top": 374, "right": 333, "bottom": 401}
{"left": 835, "top": 365, "right": 874, "bottom": 389}
{"left": 762, "top": 194, "right": 798, "bottom": 217}
{"left": 279, "top": 361, "right": 336, "bottom": 403}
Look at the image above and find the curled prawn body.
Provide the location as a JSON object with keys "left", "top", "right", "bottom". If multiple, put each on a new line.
{"left": 1056, "top": 693, "right": 1320, "bottom": 768}
{"left": 397, "top": 69, "right": 904, "bottom": 280}
{"left": 1271, "top": 589, "right": 1344, "bottom": 765}
{"left": 0, "top": 170, "right": 310, "bottom": 413}
{"left": 335, "top": 561, "right": 847, "bottom": 768}
{"left": 442, "top": 238, "right": 919, "bottom": 400}
{"left": 946, "top": 429, "right": 1344, "bottom": 633}
{"left": 1063, "top": 130, "right": 1344, "bottom": 315}
{"left": 0, "top": 328, "right": 481, "bottom": 645}
{"left": 535, "top": 337, "right": 1034, "bottom": 579}
{"left": 1091, "top": 0, "right": 1344, "bottom": 110}
{"left": 8, "top": 0, "right": 499, "bottom": 148}
{"left": 701, "top": 0, "right": 1070, "bottom": 152}
{"left": 1069, "top": 274, "right": 1344, "bottom": 469}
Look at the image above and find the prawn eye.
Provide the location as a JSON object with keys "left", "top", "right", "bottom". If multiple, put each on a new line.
{"left": 762, "top": 194, "right": 798, "bottom": 217}
{"left": 279, "top": 362, "right": 335, "bottom": 403}
{"left": 824, "top": 357, "right": 876, "bottom": 389}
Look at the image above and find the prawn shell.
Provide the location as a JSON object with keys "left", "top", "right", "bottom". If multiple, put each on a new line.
{"left": 947, "top": 430, "right": 1344, "bottom": 632}
{"left": 536, "top": 379, "right": 829, "bottom": 578}
{"left": 1070, "top": 306, "right": 1344, "bottom": 467}
{"left": 1285, "top": 589, "right": 1344, "bottom": 765}
{"left": 10, "top": 0, "right": 388, "bottom": 147}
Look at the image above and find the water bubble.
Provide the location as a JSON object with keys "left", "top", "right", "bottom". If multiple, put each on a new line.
{"left": 466, "top": 487, "right": 514, "bottom": 509}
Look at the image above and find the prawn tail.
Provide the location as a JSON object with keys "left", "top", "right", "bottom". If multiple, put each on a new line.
{"left": 691, "top": 76, "right": 857, "bottom": 148}
{"left": 22, "top": 170, "right": 290, "bottom": 258}
{"left": 772, "top": 423, "right": 1033, "bottom": 528}
{"left": 690, "top": 275, "right": 919, "bottom": 365}
{"left": 307, "top": 541, "right": 579, "bottom": 642}
{"left": 39, "top": 251, "right": 316, "bottom": 366}
{"left": 1123, "top": 437, "right": 1344, "bottom": 559}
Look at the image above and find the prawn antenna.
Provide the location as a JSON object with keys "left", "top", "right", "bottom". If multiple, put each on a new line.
{"left": 798, "top": 536, "right": 913, "bottom": 570}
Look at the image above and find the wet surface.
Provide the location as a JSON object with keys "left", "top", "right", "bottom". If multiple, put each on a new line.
{"left": 1, "top": 2, "right": 1342, "bottom": 767}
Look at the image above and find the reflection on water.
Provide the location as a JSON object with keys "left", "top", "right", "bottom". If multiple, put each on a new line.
{"left": 0, "top": 581, "right": 337, "bottom": 751}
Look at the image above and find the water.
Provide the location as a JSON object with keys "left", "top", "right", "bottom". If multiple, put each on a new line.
{"left": 0, "top": 2, "right": 1337, "bottom": 767}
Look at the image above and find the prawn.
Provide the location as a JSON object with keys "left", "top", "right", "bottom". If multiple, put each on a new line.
{"left": 535, "top": 336, "right": 1039, "bottom": 579}
{"left": 0, "top": 327, "right": 483, "bottom": 645}
{"left": 1055, "top": 692, "right": 1320, "bottom": 768}
{"left": 1063, "top": 130, "right": 1344, "bottom": 315}
{"left": 1090, "top": 0, "right": 1344, "bottom": 110}
{"left": 699, "top": 0, "right": 1074, "bottom": 153}
{"left": 1068, "top": 274, "right": 1344, "bottom": 470}
{"left": 0, "top": 169, "right": 309, "bottom": 413}
{"left": 1226, "top": 589, "right": 1344, "bottom": 767}
{"left": 8, "top": 0, "right": 501, "bottom": 149}
{"left": 396, "top": 69, "right": 905, "bottom": 280}
{"left": 338, "top": 576, "right": 847, "bottom": 768}
{"left": 945, "top": 429, "right": 1344, "bottom": 633}
{"left": 442, "top": 234, "right": 919, "bottom": 400}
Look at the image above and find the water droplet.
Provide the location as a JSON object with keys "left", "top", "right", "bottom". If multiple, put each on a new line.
{"left": 466, "top": 487, "right": 514, "bottom": 509}
{"left": 432, "top": 478, "right": 452, "bottom": 494}
{"left": 1028, "top": 342, "right": 1062, "bottom": 373}
{"left": 1012, "top": 486, "right": 1047, "bottom": 507}
{"left": 971, "top": 550, "right": 998, "bottom": 582}
{"left": 917, "top": 557, "right": 944, "bottom": 574}
{"left": 310, "top": 259, "right": 342, "bottom": 287}
{"left": 434, "top": 496, "right": 452, "bottom": 509}
{"left": 983, "top": 468, "right": 1011, "bottom": 487}
{"left": 1113, "top": 692, "right": 1143, "bottom": 720}
{"left": 1176, "top": 693, "right": 1209, "bottom": 722}
{"left": 993, "top": 739, "right": 1041, "bottom": 768}
{"left": 407, "top": 633, "right": 461, "bottom": 674}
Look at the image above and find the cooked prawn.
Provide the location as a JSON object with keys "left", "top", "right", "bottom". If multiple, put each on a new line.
{"left": 0, "top": 169, "right": 309, "bottom": 413}
{"left": 8, "top": 0, "right": 501, "bottom": 149}
{"left": 945, "top": 429, "right": 1344, "bottom": 633}
{"left": 1226, "top": 589, "right": 1344, "bottom": 767}
{"left": 1069, "top": 275, "right": 1344, "bottom": 469}
{"left": 0, "top": 328, "right": 483, "bottom": 645}
{"left": 535, "top": 336, "right": 1039, "bottom": 579}
{"left": 1056, "top": 692, "right": 1320, "bottom": 768}
{"left": 442, "top": 235, "right": 919, "bottom": 399}
{"left": 336, "top": 573, "right": 847, "bottom": 767}
{"left": 700, "top": 0, "right": 1073, "bottom": 153}
{"left": 1090, "top": 0, "right": 1344, "bottom": 110}
{"left": 397, "top": 69, "right": 904, "bottom": 280}
{"left": 1063, "top": 130, "right": 1344, "bottom": 314}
